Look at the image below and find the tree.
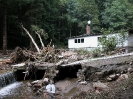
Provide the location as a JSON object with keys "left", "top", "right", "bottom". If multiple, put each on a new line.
{"left": 20, "top": 24, "right": 41, "bottom": 54}
{"left": 31, "top": 25, "right": 48, "bottom": 49}
{"left": 62, "top": 0, "right": 100, "bottom": 36}
{"left": 0, "top": 0, "right": 8, "bottom": 54}
{"left": 101, "top": 0, "right": 132, "bottom": 31}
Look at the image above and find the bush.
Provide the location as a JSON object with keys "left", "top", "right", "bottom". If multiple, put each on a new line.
{"left": 99, "top": 28, "right": 117, "bottom": 52}
{"left": 91, "top": 48, "right": 102, "bottom": 58}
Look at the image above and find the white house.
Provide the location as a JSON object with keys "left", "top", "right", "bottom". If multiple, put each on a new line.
{"left": 68, "top": 34, "right": 102, "bottom": 50}
{"left": 68, "top": 31, "right": 133, "bottom": 52}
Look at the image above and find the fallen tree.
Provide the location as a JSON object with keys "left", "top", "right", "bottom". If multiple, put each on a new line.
{"left": 31, "top": 25, "right": 48, "bottom": 50}
{"left": 20, "top": 24, "right": 41, "bottom": 54}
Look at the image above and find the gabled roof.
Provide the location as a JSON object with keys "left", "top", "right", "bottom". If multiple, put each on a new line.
{"left": 69, "top": 33, "right": 102, "bottom": 39}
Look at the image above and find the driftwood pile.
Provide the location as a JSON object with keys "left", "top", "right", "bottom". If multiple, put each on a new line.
{"left": 10, "top": 47, "right": 37, "bottom": 63}
{"left": 10, "top": 46, "right": 81, "bottom": 64}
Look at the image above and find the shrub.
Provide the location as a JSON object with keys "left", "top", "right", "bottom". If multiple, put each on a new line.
{"left": 99, "top": 28, "right": 117, "bottom": 52}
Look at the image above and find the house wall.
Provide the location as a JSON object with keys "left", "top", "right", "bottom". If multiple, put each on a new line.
{"left": 128, "top": 34, "right": 133, "bottom": 47}
{"left": 68, "top": 35, "right": 102, "bottom": 49}
{"left": 108, "top": 33, "right": 128, "bottom": 47}
{"left": 126, "top": 34, "right": 133, "bottom": 52}
{"left": 68, "top": 33, "right": 132, "bottom": 50}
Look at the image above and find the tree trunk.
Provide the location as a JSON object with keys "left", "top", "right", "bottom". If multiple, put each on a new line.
{"left": 21, "top": 24, "right": 41, "bottom": 54}
{"left": 36, "top": 32, "right": 45, "bottom": 49}
{"left": 2, "top": 7, "right": 8, "bottom": 55}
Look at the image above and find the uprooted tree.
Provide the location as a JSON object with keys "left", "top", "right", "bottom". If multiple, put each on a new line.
{"left": 20, "top": 24, "right": 48, "bottom": 54}
{"left": 31, "top": 25, "right": 48, "bottom": 50}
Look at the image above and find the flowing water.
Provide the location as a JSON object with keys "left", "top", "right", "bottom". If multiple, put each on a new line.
{"left": 0, "top": 71, "right": 16, "bottom": 88}
{"left": 0, "top": 81, "right": 34, "bottom": 99}
{"left": 0, "top": 70, "right": 34, "bottom": 99}
{"left": 0, "top": 69, "right": 87, "bottom": 99}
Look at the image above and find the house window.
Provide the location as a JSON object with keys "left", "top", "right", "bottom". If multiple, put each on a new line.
{"left": 78, "top": 39, "right": 80, "bottom": 43}
{"left": 75, "top": 39, "right": 77, "bottom": 43}
{"left": 74, "top": 38, "right": 84, "bottom": 43}
{"left": 81, "top": 38, "right": 84, "bottom": 43}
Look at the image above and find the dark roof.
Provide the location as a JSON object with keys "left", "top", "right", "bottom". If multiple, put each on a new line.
{"left": 69, "top": 33, "right": 102, "bottom": 39}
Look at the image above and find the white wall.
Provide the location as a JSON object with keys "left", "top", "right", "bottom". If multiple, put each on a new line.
{"left": 68, "top": 33, "right": 130, "bottom": 49}
{"left": 128, "top": 34, "right": 133, "bottom": 47}
{"left": 107, "top": 33, "right": 128, "bottom": 47}
{"left": 68, "top": 35, "right": 102, "bottom": 49}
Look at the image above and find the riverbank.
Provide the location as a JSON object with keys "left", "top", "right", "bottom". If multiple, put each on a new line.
{"left": 1, "top": 50, "right": 133, "bottom": 99}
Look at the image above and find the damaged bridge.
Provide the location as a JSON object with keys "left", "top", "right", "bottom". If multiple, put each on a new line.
{"left": 12, "top": 52, "right": 133, "bottom": 82}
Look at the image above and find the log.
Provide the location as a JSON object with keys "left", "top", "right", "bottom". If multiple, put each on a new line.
{"left": 20, "top": 24, "right": 41, "bottom": 54}
{"left": 36, "top": 32, "right": 45, "bottom": 49}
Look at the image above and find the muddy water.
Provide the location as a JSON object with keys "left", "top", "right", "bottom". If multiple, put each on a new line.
{"left": 0, "top": 78, "right": 92, "bottom": 99}
{"left": 0, "top": 81, "right": 34, "bottom": 99}
{"left": 55, "top": 78, "right": 93, "bottom": 97}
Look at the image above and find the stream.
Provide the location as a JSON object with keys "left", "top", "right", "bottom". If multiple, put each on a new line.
{"left": 0, "top": 81, "right": 34, "bottom": 99}
{"left": 0, "top": 58, "right": 86, "bottom": 99}
{"left": 0, "top": 70, "right": 34, "bottom": 99}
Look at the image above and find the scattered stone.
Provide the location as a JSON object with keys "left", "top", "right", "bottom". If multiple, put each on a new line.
{"left": 79, "top": 81, "right": 87, "bottom": 85}
{"left": 43, "top": 78, "right": 49, "bottom": 82}
{"left": 27, "top": 82, "right": 32, "bottom": 87}
{"left": 93, "top": 81, "right": 109, "bottom": 93}
{"left": 117, "top": 74, "right": 128, "bottom": 81}
{"left": 107, "top": 74, "right": 119, "bottom": 81}
{"left": 77, "top": 69, "right": 85, "bottom": 82}
{"left": 128, "top": 67, "right": 133, "bottom": 73}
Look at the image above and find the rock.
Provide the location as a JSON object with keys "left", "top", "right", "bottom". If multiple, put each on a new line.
{"left": 128, "top": 68, "right": 133, "bottom": 73}
{"left": 57, "top": 55, "right": 64, "bottom": 59}
{"left": 129, "top": 61, "right": 133, "bottom": 65}
{"left": 27, "top": 82, "right": 32, "bottom": 87}
{"left": 43, "top": 78, "right": 49, "bottom": 82}
{"left": 106, "top": 77, "right": 112, "bottom": 81}
{"left": 109, "top": 74, "right": 116, "bottom": 78}
{"left": 31, "top": 80, "right": 40, "bottom": 84}
{"left": 121, "top": 74, "right": 128, "bottom": 79}
{"left": 77, "top": 69, "right": 85, "bottom": 82}
{"left": 117, "top": 74, "right": 129, "bottom": 81}
{"left": 107, "top": 74, "right": 119, "bottom": 81}
{"left": 93, "top": 81, "right": 109, "bottom": 91}
{"left": 79, "top": 81, "right": 87, "bottom": 85}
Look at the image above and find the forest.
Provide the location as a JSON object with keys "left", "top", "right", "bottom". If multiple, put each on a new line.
{"left": 0, "top": 0, "right": 133, "bottom": 54}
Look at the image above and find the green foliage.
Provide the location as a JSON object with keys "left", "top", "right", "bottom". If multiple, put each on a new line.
{"left": 91, "top": 48, "right": 102, "bottom": 58}
{"left": 101, "top": 0, "right": 132, "bottom": 31}
{"left": 117, "top": 29, "right": 128, "bottom": 47}
{"left": 0, "top": 0, "right": 133, "bottom": 49}
{"left": 99, "top": 29, "right": 117, "bottom": 52}
{"left": 74, "top": 48, "right": 89, "bottom": 55}
{"left": 74, "top": 48, "right": 102, "bottom": 58}
{"left": 64, "top": 0, "right": 100, "bottom": 35}
{"left": 31, "top": 25, "right": 48, "bottom": 40}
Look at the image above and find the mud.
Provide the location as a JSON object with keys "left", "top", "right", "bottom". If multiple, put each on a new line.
{"left": 55, "top": 78, "right": 93, "bottom": 95}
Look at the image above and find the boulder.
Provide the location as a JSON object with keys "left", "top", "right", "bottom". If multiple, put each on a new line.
{"left": 93, "top": 81, "right": 109, "bottom": 93}
{"left": 117, "top": 74, "right": 128, "bottom": 81}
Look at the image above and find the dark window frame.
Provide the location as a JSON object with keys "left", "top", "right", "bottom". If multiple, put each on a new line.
{"left": 81, "top": 38, "right": 84, "bottom": 43}
{"left": 78, "top": 39, "right": 80, "bottom": 43}
{"left": 75, "top": 39, "right": 77, "bottom": 43}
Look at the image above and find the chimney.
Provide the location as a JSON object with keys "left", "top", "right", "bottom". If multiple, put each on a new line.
{"left": 86, "top": 20, "right": 91, "bottom": 34}
{"left": 86, "top": 25, "right": 90, "bottom": 34}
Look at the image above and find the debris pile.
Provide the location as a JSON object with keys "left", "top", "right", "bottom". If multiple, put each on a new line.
{"left": 10, "top": 47, "right": 36, "bottom": 63}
